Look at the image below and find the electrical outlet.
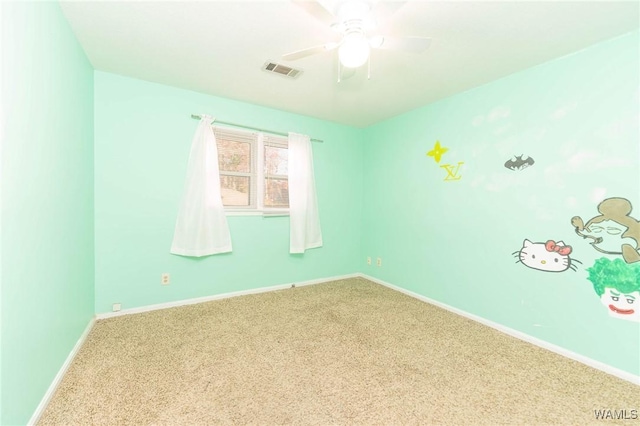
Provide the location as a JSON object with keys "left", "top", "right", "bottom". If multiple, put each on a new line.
{"left": 161, "top": 273, "right": 170, "bottom": 285}
{"left": 376, "top": 257, "right": 382, "bottom": 267}
{"left": 367, "top": 256, "right": 372, "bottom": 265}
{"left": 112, "top": 303, "right": 121, "bottom": 312}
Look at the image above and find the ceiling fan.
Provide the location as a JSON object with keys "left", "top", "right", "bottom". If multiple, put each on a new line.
{"left": 282, "top": 0, "right": 431, "bottom": 80}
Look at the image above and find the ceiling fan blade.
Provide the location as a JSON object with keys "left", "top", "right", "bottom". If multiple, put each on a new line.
{"left": 292, "top": 0, "right": 336, "bottom": 25}
{"left": 282, "top": 42, "right": 339, "bottom": 61}
{"left": 372, "top": 36, "right": 432, "bottom": 53}
{"left": 371, "top": 1, "right": 406, "bottom": 27}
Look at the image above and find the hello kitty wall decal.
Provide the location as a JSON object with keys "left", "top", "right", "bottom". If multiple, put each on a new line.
{"left": 426, "top": 140, "right": 464, "bottom": 181}
{"left": 512, "top": 239, "right": 582, "bottom": 272}
{"left": 510, "top": 196, "right": 639, "bottom": 322}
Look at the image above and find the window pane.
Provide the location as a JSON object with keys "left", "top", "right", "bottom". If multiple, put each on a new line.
{"left": 264, "top": 146, "right": 288, "bottom": 176}
{"left": 264, "top": 178, "right": 289, "bottom": 208}
{"left": 218, "top": 140, "right": 251, "bottom": 173}
{"left": 220, "top": 175, "right": 250, "bottom": 206}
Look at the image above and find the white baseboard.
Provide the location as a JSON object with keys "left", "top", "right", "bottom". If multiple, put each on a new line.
{"left": 95, "top": 273, "right": 361, "bottom": 320}
{"left": 28, "top": 317, "right": 96, "bottom": 426}
{"left": 358, "top": 273, "right": 640, "bottom": 386}
{"left": 29, "top": 274, "right": 359, "bottom": 423}
{"left": 33, "top": 271, "right": 637, "bottom": 426}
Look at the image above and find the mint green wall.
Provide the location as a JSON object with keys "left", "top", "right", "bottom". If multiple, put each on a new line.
{"left": 0, "top": 5, "right": 636, "bottom": 422}
{"left": 1, "top": 2, "right": 95, "bottom": 425}
{"left": 94, "top": 72, "right": 363, "bottom": 314}
{"left": 361, "top": 31, "right": 640, "bottom": 376}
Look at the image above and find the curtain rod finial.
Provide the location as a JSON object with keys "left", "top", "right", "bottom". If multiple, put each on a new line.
{"left": 192, "top": 114, "right": 215, "bottom": 124}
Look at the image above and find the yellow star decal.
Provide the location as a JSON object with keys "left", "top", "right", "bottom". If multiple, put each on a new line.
{"left": 426, "top": 140, "right": 449, "bottom": 163}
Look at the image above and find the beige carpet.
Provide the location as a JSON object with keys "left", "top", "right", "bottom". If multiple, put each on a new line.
{"left": 39, "top": 278, "right": 638, "bottom": 425}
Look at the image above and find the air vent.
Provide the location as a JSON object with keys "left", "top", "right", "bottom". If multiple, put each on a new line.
{"left": 263, "top": 61, "right": 302, "bottom": 79}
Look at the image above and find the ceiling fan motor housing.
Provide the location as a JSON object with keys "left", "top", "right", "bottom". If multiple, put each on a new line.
{"left": 338, "top": 27, "right": 370, "bottom": 68}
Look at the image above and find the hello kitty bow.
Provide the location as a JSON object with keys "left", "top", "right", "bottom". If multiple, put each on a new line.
{"left": 545, "top": 240, "right": 572, "bottom": 255}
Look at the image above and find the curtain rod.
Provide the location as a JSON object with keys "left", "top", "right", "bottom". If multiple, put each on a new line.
{"left": 191, "top": 114, "right": 323, "bottom": 143}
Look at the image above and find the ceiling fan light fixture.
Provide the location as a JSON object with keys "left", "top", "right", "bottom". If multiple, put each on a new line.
{"left": 369, "top": 35, "right": 384, "bottom": 49}
{"left": 338, "top": 32, "right": 370, "bottom": 68}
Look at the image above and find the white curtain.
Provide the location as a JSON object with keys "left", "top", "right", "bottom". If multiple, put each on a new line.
{"left": 171, "top": 115, "right": 232, "bottom": 256}
{"left": 288, "top": 132, "right": 323, "bottom": 253}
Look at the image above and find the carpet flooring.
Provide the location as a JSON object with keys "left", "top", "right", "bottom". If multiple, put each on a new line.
{"left": 39, "top": 277, "right": 638, "bottom": 425}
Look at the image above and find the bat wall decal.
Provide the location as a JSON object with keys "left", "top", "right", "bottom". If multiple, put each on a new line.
{"left": 504, "top": 155, "right": 535, "bottom": 171}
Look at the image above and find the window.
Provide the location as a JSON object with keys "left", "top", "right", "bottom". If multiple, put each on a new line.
{"left": 263, "top": 136, "right": 289, "bottom": 208}
{"left": 215, "top": 127, "right": 289, "bottom": 213}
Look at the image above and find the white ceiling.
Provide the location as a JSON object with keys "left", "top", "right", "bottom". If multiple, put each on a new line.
{"left": 60, "top": 0, "right": 639, "bottom": 127}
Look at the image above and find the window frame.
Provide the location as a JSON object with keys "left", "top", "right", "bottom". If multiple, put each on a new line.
{"left": 214, "top": 126, "right": 289, "bottom": 216}
{"left": 262, "top": 135, "right": 290, "bottom": 211}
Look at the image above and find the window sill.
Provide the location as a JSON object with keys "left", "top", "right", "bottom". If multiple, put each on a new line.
{"left": 225, "top": 209, "right": 289, "bottom": 217}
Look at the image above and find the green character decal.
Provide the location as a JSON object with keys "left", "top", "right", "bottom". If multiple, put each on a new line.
{"left": 587, "top": 258, "right": 640, "bottom": 322}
